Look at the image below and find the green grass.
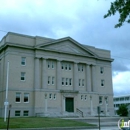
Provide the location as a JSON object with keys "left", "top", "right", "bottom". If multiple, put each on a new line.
{"left": 0, "top": 117, "right": 95, "bottom": 129}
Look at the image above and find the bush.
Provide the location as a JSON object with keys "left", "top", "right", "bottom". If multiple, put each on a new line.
{"left": 117, "top": 104, "right": 128, "bottom": 116}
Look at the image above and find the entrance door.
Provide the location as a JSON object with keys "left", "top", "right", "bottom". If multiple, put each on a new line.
{"left": 65, "top": 98, "right": 74, "bottom": 112}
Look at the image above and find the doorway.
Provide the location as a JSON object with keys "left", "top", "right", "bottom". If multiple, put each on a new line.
{"left": 65, "top": 98, "right": 74, "bottom": 112}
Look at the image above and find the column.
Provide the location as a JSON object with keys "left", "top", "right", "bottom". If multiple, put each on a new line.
{"left": 86, "top": 64, "right": 91, "bottom": 92}
{"left": 62, "top": 96, "right": 65, "bottom": 113}
{"left": 90, "top": 96, "right": 94, "bottom": 115}
{"left": 105, "top": 97, "right": 108, "bottom": 116}
{"left": 73, "top": 62, "right": 78, "bottom": 91}
{"left": 42, "top": 58, "right": 47, "bottom": 89}
{"left": 34, "top": 58, "right": 40, "bottom": 89}
{"left": 56, "top": 60, "right": 61, "bottom": 90}
{"left": 92, "top": 65, "right": 96, "bottom": 92}
{"left": 45, "top": 93, "right": 48, "bottom": 113}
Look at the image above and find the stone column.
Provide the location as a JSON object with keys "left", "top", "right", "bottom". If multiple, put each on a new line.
{"left": 105, "top": 97, "right": 109, "bottom": 116}
{"left": 90, "top": 96, "right": 94, "bottom": 115}
{"left": 42, "top": 58, "right": 47, "bottom": 89}
{"left": 56, "top": 60, "right": 61, "bottom": 90}
{"left": 73, "top": 62, "right": 78, "bottom": 91}
{"left": 86, "top": 64, "right": 91, "bottom": 92}
{"left": 92, "top": 65, "right": 96, "bottom": 92}
{"left": 34, "top": 58, "right": 40, "bottom": 89}
{"left": 62, "top": 96, "right": 65, "bottom": 113}
{"left": 45, "top": 93, "right": 48, "bottom": 113}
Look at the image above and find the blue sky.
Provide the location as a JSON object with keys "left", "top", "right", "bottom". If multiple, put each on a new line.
{"left": 0, "top": 0, "right": 130, "bottom": 96}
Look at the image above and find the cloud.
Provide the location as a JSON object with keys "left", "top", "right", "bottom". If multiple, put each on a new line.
{"left": 113, "top": 72, "right": 130, "bottom": 96}
{"left": 0, "top": 0, "right": 130, "bottom": 96}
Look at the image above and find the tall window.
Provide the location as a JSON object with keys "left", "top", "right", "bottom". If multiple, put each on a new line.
{"left": 21, "top": 57, "right": 26, "bottom": 66}
{"left": 24, "top": 93, "right": 29, "bottom": 103}
{"left": 69, "top": 78, "right": 72, "bottom": 86}
{"left": 82, "top": 79, "right": 84, "bottom": 87}
{"left": 79, "top": 79, "right": 81, "bottom": 87}
{"left": 61, "top": 63, "right": 64, "bottom": 69}
{"left": 85, "top": 95, "right": 87, "bottom": 101}
{"left": 101, "top": 80, "right": 105, "bottom": 87}
{"left": 16, "top": 93, "right": 21, "bottom": 103}
{"left": 100, "top": 67, "right": 104, "bottom": 74}
{"left": 48, "top": 61, "right": 50, "bottom": 68}
{"left": 21, "top": 72, "right": 25, "bottom": 81}
{"left": 99, "top": 96, "right": 103, "bottom": 104}
{"left": 52, "top": 61, "right": 54, "bottom": 69}
{"left": 81, "top": 95, "right": 83, "bottom": 100}
{"left": 49, "top": 93, "right": 52, "bottom": 99}
{"left": 62, "top": 78, "right": 64, "bottom": 85}
{"left": 66, "top": 78, "right": 68, "bottom": 85}
{"left": 48, "top": 76, "right": 50, "bottom": 85}
{"left": 69, "top": 64, "right": 71, "bottom": 70}
{"left": 54, "top": 94, "right": 56, "bottom": 100}
{"left": 52, "top": 77, "right": 54, "bottom": 85}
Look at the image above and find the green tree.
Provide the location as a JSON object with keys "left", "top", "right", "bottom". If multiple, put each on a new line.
{"left": 117, "top": 104, "right": 128, "bottom": 116}
{"left": 104, "top": 0, "right": 130, "bottom": 28}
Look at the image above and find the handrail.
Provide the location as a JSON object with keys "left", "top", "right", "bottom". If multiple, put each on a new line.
{"left": 76, "top": 108, "right": 83, "bottom": 117}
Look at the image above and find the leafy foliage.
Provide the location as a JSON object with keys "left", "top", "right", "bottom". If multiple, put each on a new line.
{"left": 104, "top": 0, "right": 130, "bottom": 28}
{"left": 117, "top": 104, "right": 128, "bottom": 116}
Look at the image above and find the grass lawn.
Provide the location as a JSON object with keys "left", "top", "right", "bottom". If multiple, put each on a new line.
{"left": 0, "top": 117, "right": 95, "bottom": 129}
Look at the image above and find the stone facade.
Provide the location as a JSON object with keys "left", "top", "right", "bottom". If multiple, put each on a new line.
{"left": 0, "top": 32, "right": 114, "bottom": 117}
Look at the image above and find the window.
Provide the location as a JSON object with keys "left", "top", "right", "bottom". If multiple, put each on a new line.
{"left": 81, "top": 65, "right": 84, "bottom": 71}
{"left": 49, "top": 93, "right": 52, "bottom": 99}
{"left": 52, "top": 62, "right": 54, "bottom": 69}
{"left": 85, "top": 95, "right": 87, "bottom": 101}
{"left": 15, "top": 111, "right": 21, "bottom": 116}
{"left": 69, "top": 78, "right": 72, "bottom": 86}
{"left": 48, "top": 76, "right": 50, "bottom": 85}
{"left": 48, "top": 61, "right": 50, "bottom": 68}
{"left": 78, "top": 65, "right": 80, "bottom": 71}
{"left": 69, "top": 64, "right": 71, "bottom": 70}
{"left": 61, "top": 63, "right": 64, "bottom": 69}
{"left": 24, "top": 93, "right": 29, "bottom": 103}
{"left": 105, "top": 97, "right": 108, "bottom": 104}
{"left": 81, "top": 95, "right": 83, "bottom": 100}
{"left": 100, "top": 67, "right": 104, "bottom": 74}
{"left": 66, "top": 78, "right": 68, "bottom": 85}
{"left": 16, "top": 93, "right": 21, "bottom": 103}
{"left": 54, "top": 94, "right": 56, "bottom": 100}
{"left": 82, "top": 79, "right": 84, "bottom": 87}
{"left": 65, "top": 64, "right": 67, "bottom": 70}
{"left": 21, "top": 72, "right": 25, "bottom": 81}
{"left": 23, "top": 111, "right": 29, "bottom": 116}
{"left": 52, "top": 77, "right": 54, "bottom": 85}
{"left": 21, "top": 57, "right": 26, "bottom": 66}
{"left": 99, "top": 96, "right": 103, "bottom": 104}
{"left": 101, "top": 80, "right": 105, "bottom": 86}
{"left": 62, "top": 78, "right": 64, "bottom": 85}
{"left": 79, "top": 79, "right": 81, "bottom": 87}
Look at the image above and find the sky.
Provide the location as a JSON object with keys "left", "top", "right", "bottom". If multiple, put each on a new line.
{"left": 0, "top": 0, "right": 130, "bottom": 96}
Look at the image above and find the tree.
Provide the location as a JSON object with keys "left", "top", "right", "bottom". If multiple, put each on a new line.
{"left": 104, "top": 0, "right": 130, "bottom": 28}
{"left": 117, "top": 104, "right": 128, "bottom": 116}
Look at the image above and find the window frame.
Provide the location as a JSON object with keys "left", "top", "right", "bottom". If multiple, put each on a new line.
{"left": 15, "top": 110, "right": 21, "bottom": 116}
{"left": 99, "top": 96, "right": 103, "bottom": 105}
{"left": 48, "top": 76, "right": 50, "bottom": 85}
{"left": 52, "top": 77, "right": 54, "bottom": 85}
{"left": 15, "top": 92, "right": 21, "bottom": 103}
{"left": 24, "top": 93, "right": 29, "bottom": 103}
{"left": 101, "top": 79, "right": 105, "bottom": 87}
{"left": 21, "top": 72, "right": 25, "bottom": 81}
{"left": 21, "top": 57, "right": 26, "bottom": 66}
{"left": 23, "top": 110, "right": 29, "bottom": 116}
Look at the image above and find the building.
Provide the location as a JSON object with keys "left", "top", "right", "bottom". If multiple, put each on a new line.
{"left": 114, "top": 95, "right": 130, "bottom": 115}
{"left": 0, "top": 32, "right": 114, "bottom": 117}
